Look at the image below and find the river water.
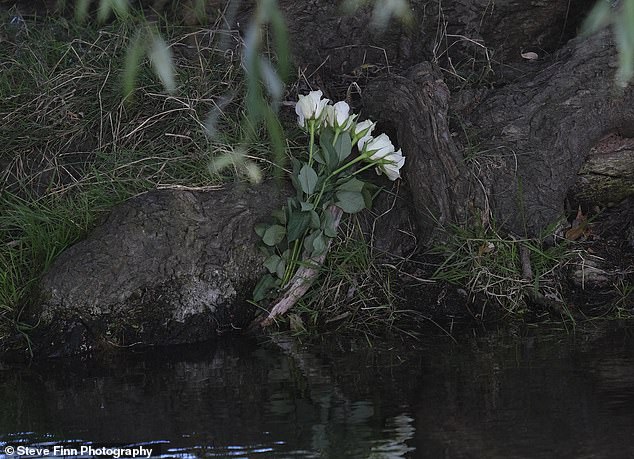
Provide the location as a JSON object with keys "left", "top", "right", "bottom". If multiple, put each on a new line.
{"left": 1, "top": 325, "right": 633, "bottom": 458}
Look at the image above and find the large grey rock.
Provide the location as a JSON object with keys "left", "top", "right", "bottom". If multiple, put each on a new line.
{"left": 34, "top": 182, "right": 285, "bottom": 356}
{"left": 30, "top": 179, "right": 416, "bottom": 357}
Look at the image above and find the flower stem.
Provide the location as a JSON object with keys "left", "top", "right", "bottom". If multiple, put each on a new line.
{"left": 328, "top": 153, "right": 366, "bottom": 179}
{"left": 350, "top": 161, "right": 377, "bottom": 177}
{"left": 332, "top": 129, "right": 340, "bottom": 146}
{"left": 283, "top": 239, "right": 302, "bottom": 286}
{"left": 307, "top": 120, "right": 316, "bottom": 169}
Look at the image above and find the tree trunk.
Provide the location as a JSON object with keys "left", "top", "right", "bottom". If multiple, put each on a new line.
{"left": 361, "top": 62, "right": 474, "bottom": 241}
{"left": 362, "top": 28, "right": 634, "bottom": 238}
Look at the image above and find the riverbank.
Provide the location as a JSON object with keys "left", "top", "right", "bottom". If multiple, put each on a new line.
{"left": 1, "top": 5, "right": 632, "bottom": 359}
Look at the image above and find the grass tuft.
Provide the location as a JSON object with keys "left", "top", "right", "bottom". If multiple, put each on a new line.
{"left": 431, "top": 219, "right": 571, "bottom": 318}
{"left": 0, "top": 10, "right": 281, "bottom": 340}
{"left": 275, "top": 217, "right": 416, "bottom": 339}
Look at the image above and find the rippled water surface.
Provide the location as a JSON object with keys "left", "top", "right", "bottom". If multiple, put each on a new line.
{"left": 1, "top": 326, "right": 634, "bottom": 458}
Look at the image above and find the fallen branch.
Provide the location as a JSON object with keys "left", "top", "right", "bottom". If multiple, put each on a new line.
{"left": 253, "top": 205, "right": 343, "bottom": 328}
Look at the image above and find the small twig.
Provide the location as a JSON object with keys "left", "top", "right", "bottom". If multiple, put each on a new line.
{"left": 255, "top": 205, "right": 343, "bottom": 328}
{"left": 519, "top": 240, "right": 581, "bottom": 320}
{"left": 519, "top": 244, "right": 533, "bottom": 280}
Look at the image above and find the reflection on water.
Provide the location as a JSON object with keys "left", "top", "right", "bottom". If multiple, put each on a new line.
{"left": 1, "top": 326, "right": 633, "bottom": 458}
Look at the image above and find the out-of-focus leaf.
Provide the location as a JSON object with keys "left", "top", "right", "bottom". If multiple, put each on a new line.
{"left": 192, "top": 0, "right": 208, "bottom": 23}
{"left": 615, "top": 0, "right": 634, "bottom": 85}
{"left": 75, "top": 0, "right": 91, "bottom": 22}
{"left": 269, "top": 4, "right": 291, "bottom": 81}
{"left": 97, "top": 0, "right": 129, "bottom": 23}
{"left": 372, "top": 0, "right": 413, "bottom": 31}
{"left": 240, "top": 0, "right": 288, "bottom": 178}
{"left": 149, "top": 33, "right": 176, "bottom": 93}
{"left": 122, "top": 31, "right": 145, "bottom": 99}
{"left": 244, "top": 160, "right": 263, "bottom": 184}
{"left": 581, "top": 1, "right": 613, "bottom": 35}
{"left": 261, "top": 57, "right": 284, "bottom": 101}
{"left": 204, "top": 93, "right": 234, "bottom": 139}
{"left": 208, "top": 151, "right": 243, "bottom": 175}
{"left": 264, "top": 107, "right": 287, "bottom": 178}
{"left": 341, "top": 0, "right": 369, "bottom": 14}
{"left": 260, "top": 58, "right": 284, "bottom": 100}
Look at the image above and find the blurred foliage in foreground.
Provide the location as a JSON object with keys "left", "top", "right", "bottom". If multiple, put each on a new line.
{"left": 584, "top": 0, "right": 634, "bottom": 86}
{"left": 72, "top": 0, "right": 415, "bottom": 182}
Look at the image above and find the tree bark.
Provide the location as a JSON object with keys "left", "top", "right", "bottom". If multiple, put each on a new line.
{"left": 256, "top": 0, "right": 596, "bottom": 98}
{"left": 362, "top": 62, "right": 474, "bottom": 241}
{"left": 568, "top": 133, "right": 634, "bottom": 208}
{"left": 361, "top": 28, "right": 634, "bottom": 239}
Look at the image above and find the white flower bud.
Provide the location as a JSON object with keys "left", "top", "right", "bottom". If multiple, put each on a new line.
{"left": 295, "top": 90, "right": 329, "bottom": 128}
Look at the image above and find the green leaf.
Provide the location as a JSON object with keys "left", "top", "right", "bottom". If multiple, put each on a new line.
{"left": 253, "top": 274, "right": 278, "bottom": 302}
{"left": 262, "top": 225, "right": 286, "bottom": 246}
{"left": 272, "top": 208, "right": 287, "bottom": 225}
{"left": 312, "top": 231, "right": 327, "bottom": 255}
{"left": 303, "top": 229, "right": 319, "bottom": 254}
{"left": 264, "top": 254, "right": 281, "bottom": 273}
{"left": 291, "top": 157, "right": 302, "bottom": 172}
{"left": 300, "top": 201, "right": 314, "bottom": 211}
{"left": 334, "top": 131, "right": 353, "bottom": 163}
{"left": 286, "top": 197, "right": 296, "bottom": 210}
{"left": 298, "top": 165, "right": 318, "bottom": 195}
{"left": 322, "top": 211, "right": 338, "bottom": 238}
{"left": 287, "top": 211, "right": 311, "bottom": 242}
{"left": 362, "top": 185, "right": 374, "bottom": 209}
{"left": 320, "top": 128, "right": 334, "bottom": 145}
{"left": 337, "top": 177, "right": 365, "bottom": 193}
{"left": 275, "top": 258, "right": 286, "bottom": 279}
{"left": 319, "top": 129, "right": 339, "bottom": 169}
{"left": 335, "top": 191, "right": 366, "bottom": 214}
{"left": 313, "top": 147, "right": 327, "bottom": 165}
{"left": 309, "top": 210, "right": 321, "bottom": 229}
{"left": 254, "top": 223, "right": 268, "bottom": 238}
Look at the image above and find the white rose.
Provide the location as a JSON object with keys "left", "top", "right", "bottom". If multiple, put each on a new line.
{"left": 325, "top": 101, "right": 355, "bottom": 131}
{"left": 353, "top": 119, "right": 376, "bottom": 145}
{"left": 376, "top": 149, "right": 405, "bottom": 181}
{"left": 295, "top": 90, "right": 329, "bottom": 128}
{"left": 362, "top": 133, "right": 395, "bottom": 160}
